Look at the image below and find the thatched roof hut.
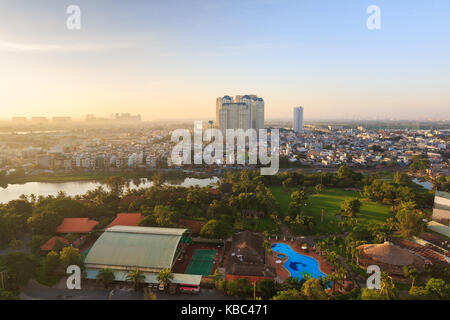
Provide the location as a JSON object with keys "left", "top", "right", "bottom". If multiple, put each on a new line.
{"left": 357, "top": 241, "right": 425, "bottom": 276}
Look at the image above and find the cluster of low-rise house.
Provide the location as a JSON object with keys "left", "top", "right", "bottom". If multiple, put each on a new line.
{"left": 279, "top": 127, "right": 448, "bottom": 170}
{"left": 0, "top": 126, "right": 448, "bottom": 175}
{"left": 0, "top": 128, "right": 174, "bottom": 174}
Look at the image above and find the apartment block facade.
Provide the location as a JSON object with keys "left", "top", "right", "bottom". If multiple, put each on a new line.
{"left": 216, "top": 95, "right": 264, "bottom": 133}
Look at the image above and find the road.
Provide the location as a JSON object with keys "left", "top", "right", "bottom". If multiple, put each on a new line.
{"left": 21, "top": 280, "right": 237, "bottom": 300}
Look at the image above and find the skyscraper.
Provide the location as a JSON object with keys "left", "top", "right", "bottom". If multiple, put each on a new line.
{"left": 216, "top": 95, "right": 264, "bottom": 133}
{"left": 293, "top": 106, "right": 304, "bottom": 133}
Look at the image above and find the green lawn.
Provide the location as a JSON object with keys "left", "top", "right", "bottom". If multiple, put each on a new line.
{"left": 270, "top": 186, "right": 293, "bottom": 215}
{"left": 270, "top": 186, "right": 391, "bottom": 234}
{"left": 242, "top": 217, "right": 279, "bottom": 233}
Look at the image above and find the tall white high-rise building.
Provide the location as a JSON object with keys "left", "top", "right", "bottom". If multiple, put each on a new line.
{"left": 293, "top": 106, "right": 304, "bottom": 133}
{"left": 216, "top": 95, "right": 264, "bottom": 133}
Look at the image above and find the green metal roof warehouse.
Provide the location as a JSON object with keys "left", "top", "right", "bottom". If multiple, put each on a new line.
{"left": 84, "top": 225, "right": 202, "bottom": 285}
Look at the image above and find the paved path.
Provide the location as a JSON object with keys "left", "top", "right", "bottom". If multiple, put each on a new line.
{"left": 22, "top": 280, "right": 143, "bottom": 300}
{"left": 280, "top": 222, "right": 292, "bottom": 238}
{"left": 337, "top": 257, "right": 366, "bottom": 288}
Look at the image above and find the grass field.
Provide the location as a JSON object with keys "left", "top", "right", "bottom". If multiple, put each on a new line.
{"left": 270, "top": 186, "right": 391, "bottom": 234}
{"left": 270, "top": 186, "right": 293, "bottom": 215}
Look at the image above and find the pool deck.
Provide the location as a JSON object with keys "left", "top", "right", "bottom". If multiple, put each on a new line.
{"left": 268, "top": 240, "right": 334, "bottom": 282}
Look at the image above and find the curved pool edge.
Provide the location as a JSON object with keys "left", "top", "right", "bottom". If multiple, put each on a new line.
{"left": 271, "top": 242, "right": 330, "bottom": 280}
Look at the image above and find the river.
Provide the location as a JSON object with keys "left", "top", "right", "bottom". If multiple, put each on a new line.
{"left": 0, "top": 177, "right": 219, "bottom": 203}
{"left": 412, "top": 178, "right": 433, "bottom": 191}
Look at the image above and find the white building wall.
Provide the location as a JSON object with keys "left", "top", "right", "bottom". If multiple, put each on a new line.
{"left": 217, "top": 95, "right": 264, "bottom": 133}
{"left": 293, "top": 106, "right": 304, "bottom": 133}
{"left": 435, "top": 195, "right": 450, "bottom": 207}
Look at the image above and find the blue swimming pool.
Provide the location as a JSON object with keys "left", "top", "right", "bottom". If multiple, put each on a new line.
{"left": 271, "top": 243, "right": 327, "bottom": 281}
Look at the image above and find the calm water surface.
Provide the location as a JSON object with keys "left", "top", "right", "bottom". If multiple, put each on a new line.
{"left": 0, "top": 177, "right": 219, "bottom": 203}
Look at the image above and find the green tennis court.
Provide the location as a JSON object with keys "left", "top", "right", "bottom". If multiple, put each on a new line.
{"left": 185, "top": 249, "right": 217, "bottom": 276}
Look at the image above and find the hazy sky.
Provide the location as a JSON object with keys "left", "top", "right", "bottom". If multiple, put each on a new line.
{"left": 0, "top": 0, "right": 449, "bottom": 121}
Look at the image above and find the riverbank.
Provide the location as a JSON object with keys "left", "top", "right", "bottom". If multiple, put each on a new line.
{"left": 0, "top": 175, "right": 220, "bottom": 203}
{"left": 1, "top": 169, "right": 212, "bottom": 185}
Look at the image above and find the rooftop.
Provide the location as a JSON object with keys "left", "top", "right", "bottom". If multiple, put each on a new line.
{"left": 106, "top": 225, "right": 187, "bottom": 236}
{"left": 226, "top": 231, "right": 275, "bottom": 277}
{"left": 107, "top": 213, "right": 144, "bottom": 229}
{"left": 85, "top": 269, "right": 202, "bottom": 286}
{"left": 358, "top": 241, "right": 424, "bottom": 266}
{"left": 40, "top": 236, "right": 69, "bottom": 251}
{"left": 85, "top": 226, "right": 188, "bottom": 271}
{"left": 56, "top": 218, "right": 99, "bottom": 234}
{"left": 436, "top": 190, "right": 450, "bottom": 200}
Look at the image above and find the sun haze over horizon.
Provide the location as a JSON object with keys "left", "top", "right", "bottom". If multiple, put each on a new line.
{"left": 0, "top": 0, "right": 449, "bottom": 121}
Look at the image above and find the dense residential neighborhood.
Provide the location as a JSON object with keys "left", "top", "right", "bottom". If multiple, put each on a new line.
{"left": 0, "top": 123, "right": 448, "bottom": 178}
{"left": 279, "top": 127, "right": 448, "bottom": 172}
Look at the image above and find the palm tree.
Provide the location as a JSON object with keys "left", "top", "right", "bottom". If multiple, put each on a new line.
{"left": 212, "top": 269, "right": 222, "bottom": 284}
{"left": 354, "top": 247, "right": 361, "bottom": 265}
{"left": 29, "top": 193, "right": 36, "bottom": 205}
{"left": 379, "top": 272, "right": 398, "bottom": 300}
{"left": 262, "top": 239, "right": 271, "bottom": 251}
{"left": 403, "top": 266, "right": 418, "bottom": 289}
{"left": 350, "top": 245, "right": 357, "bottom": 264}
{"left": 152, "top": 173, "right": 163, "bottom": 188}
{"left": 96, "top": 268, "right": 115, "bottom": 289}
{"left": 127, "top": 269, "right": 145, "bottom": 291}
{"left": 385, "top": 217, "right": 397, "bottom": 234}
{"left": 327, "top": 251, "right": 339, "bottom": 267}
{"left": 157, "top": 268, "right": 174, "bottom": 289}
{"left": 337, "top": 267, "right": 348, "bottom": 292}
{"left": 105, "top": 176, "right": 128, "bottom": 197}
{"left": 326, "top": 273, "right": 339, "bottom": 294}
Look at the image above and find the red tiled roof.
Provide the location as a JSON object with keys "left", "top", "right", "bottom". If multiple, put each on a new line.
{"left": 395, "top": 239, "right": 448, "bottom": 264}
{"left": 56, "top": 218, "right": 99, "bottom": 234}
{"left": 40, "top": 236, "right": 69, "bottom": 251}
{"left": 391, "top": 238, "right": 447, "bottom": 263}
{"left": 107, "top": 213, "right": 144, "bottom": 229}
{"left": 73, "top": 235, "right": 86, "bottom": 247}
{"left": 178, "top": 219, "right": 206, "bottom": 234}
{"left": 209, "top": 188, "right": 220, "bottom": 195}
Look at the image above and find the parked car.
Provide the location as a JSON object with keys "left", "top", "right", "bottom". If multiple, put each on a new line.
{"left": 150, "top": 283, "right": 159, "bottom": 292}
{"left": 169, "top": 283, "right": 178, "bottom": 295}
{"left": 179, "top": 285, "right": 200, "bottom": 294}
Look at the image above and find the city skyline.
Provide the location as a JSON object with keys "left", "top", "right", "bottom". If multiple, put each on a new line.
{"left": 0, "top": 0, "right": 450, "bottom": 121}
